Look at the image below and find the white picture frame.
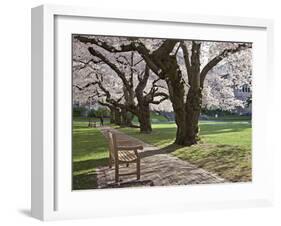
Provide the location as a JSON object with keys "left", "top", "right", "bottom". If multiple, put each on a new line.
{"left": 31, "top": 4, "right": 274, "bottom": 221}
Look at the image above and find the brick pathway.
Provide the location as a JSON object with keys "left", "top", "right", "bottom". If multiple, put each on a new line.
{"left": 96, "top": 127, "right": 226, "bottom": 188}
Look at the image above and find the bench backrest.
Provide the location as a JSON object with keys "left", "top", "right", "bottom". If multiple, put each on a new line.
{"left": 108, "top": 131, "right": 117, "bottom": 159}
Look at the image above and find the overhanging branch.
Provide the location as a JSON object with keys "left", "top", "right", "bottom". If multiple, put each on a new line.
{"left": 73, "top": 81, "right": 98, "bottom": 90}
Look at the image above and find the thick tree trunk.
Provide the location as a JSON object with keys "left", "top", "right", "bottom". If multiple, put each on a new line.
{"left": 169, "top": 87, "right": 202, "bottom": 146}
{"left": 120, "top": 109, "right": 133, "bottom": 127}
{"left": 166, "top": 78, "right": 187, "bottom": 145}
{"left": 166, "top": 68, "right": 202, "bottom": 146}
{"left": 167, "top": 87, "right": 187, "bottom": 145}
{"left": 184, "top": 88, "right": 202, "bottom": 145}
{"left": 125, "top": 111, "right": 134, "bottom": 126}
{"left": 110, "top": 108, "right": 115, "bottom": 124}
{"left": 138, "top": 104, "right": 152, "bottom": 133}
{"left": 114, "top": 108, "right": 121, "bottom": 125}
{"left": 169, "top": 41, "right": 202, "bottom": 146}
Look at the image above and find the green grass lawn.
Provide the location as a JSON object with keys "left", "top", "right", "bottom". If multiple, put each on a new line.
{"left": 72, "top": 120, "right": 108, "bottom": 189}
{"left": 206, "top": 115, "right": 251, "bottom": 121}
{"left": 72, "top": 117, "right": 252, "bottom": 189}
{"left": 132, "top": 112, "right": 170, "bottom": 124}
{"left": 119, "top": 121, "right": 252, "bottom": 182}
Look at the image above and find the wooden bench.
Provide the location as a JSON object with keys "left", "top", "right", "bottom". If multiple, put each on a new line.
{"left": 107, "top": 131, "right": 143, "bottom": 183}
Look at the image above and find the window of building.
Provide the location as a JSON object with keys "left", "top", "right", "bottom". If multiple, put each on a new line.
{"left": 241, "top": 85, "right": 250, "bottom": 93}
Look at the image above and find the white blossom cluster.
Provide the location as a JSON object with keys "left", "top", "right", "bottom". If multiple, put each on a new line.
{"left": 73, "top": 36, "right": 252, "bottom": 112}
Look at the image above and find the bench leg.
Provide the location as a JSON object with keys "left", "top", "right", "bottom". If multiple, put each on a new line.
{"left": 109, "top": 154, "right": 112, "bottom": 168}
{"left": 136, "top": 158, "right": 140, "bottom": 180}
{"left": 115, "top": 162, "right": 119, "bottom": 183}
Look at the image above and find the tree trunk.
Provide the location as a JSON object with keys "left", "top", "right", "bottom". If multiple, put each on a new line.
{"left": 165, "top": 70, "right": 202, "bottom": 146}
{"left": 169, "top": 86, "right": 202, "bottom": 146}
{"left": 165, "top": 70, "right": 188, "bottom": 145}
{"left": 181, "top": 42, "right": 202, "bottom": 145}
{"left": 114, "top": 108, "right": 121, "bottom": 125}
{"left": 138, "top": 104, "right": 152, "bottom": 133}
{"left": 184, "top": 88, "right": 202, "bottom": 145}
{"left": 125, "top": 111, "right": 134, "bottom": 126}
{"left": 120, "top": 109, "right": 133, "bottom": 127}
{"left": 169, "top": 41, "right": 202, "bottom": 146}
{"left": 110, "top": 108, "right": 115, "bottom": 124}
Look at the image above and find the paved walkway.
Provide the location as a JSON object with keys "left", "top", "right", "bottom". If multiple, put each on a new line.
{"left": 96, "top": 126, "right": 226, "bottom": 188}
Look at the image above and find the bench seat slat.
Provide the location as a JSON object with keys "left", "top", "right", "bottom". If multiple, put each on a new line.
{"left": 118, "top": 150, "right": 137, "bottom": 162}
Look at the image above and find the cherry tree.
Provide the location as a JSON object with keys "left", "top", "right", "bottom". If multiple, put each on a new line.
{"left": 201, "top": 47, "right": 252, "bottom": 111}
{"left": 73, "top": 38, "right": 169, "bottom": 133}
{"left": 75, "top": 36, "right": 252, "bottom": 145}
{"left": 73, "top": 38, "right": 125, "bottom": 125}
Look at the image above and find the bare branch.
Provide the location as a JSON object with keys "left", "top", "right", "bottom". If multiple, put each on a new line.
{"left": 73, "top": 81, "right": 98, "bottom": 90}
{"left": 144, "top": 77, "right": 169, "bottom": 104}
{"left": 87, "top": 47, "right": 131, "bottom": 89}
{"left": 72, "top": 58, "right": 102, "bottom": 72}
{"left": 75, "top": 35, "right": 166, "bottom": 79}
{"left": 153, "top": 92, "right": 169, "bottom": 99}
{"left": 135, "top": 65, "right": 150, "bottom": 96}
{"left": 150, "top": 94, "right": 169, "bottom": 104}
{"left": 129, "top": 52, "right": 134, "bottom": 88}
{"left": 87, "top": 90, "right": 105, "bottom": 100}
{"left": 180, "top": 42, "right": 192, "bottom": 83}
{"left": 75, "top": 35, "right": 135, "bottom": 52}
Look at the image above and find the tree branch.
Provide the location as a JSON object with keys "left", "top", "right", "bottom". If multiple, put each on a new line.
{"left": 180, "top": 42, "right": 192, "bottom": 83}
{"left": 87, "top": 90, "right": 105, "bottom": 100}
{"left": 75, "top": 35, "right": 166, "bottom": 79}
{"left": 144, "top": 79, "right": 169, "bottom": 104}
{"left": 87, "top": 47, "right": 130, "bottom": 89}
{"left": 73, "top": 58, "right": 102, "bottom": 71}
{"left": 98, "top": 101, "right": 115, "bottom": 109}
{"left": 73, "top": 81, "right": 98, "bottom": 90}
{"left": 135, "top": 65, "right": 150, "bottom": 96}
{"left": 150, "top": 94, "right": 169, "bottom": 104}
{"left": 75, "top": 35, "right": 134, "bottom": 52}
{"left": 129, "top": 52, "right": 134, "bottom": 88}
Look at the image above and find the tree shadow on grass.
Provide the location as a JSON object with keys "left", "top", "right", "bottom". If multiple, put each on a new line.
{"left": 199, "top": 123, "right": 251, "bottom": 136}
{"left": 128, "top": 124, "right": 250, "bottom": 145}
{"left": 140, "top": 143, "right": 183, "bottom": 158}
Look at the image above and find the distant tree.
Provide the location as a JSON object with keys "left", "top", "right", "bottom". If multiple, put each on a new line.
{"left": 73, "top": 39, "right": 169, "bottom": 133}
{"left": 87, "top": 109, "right": 96, "bottom": 118}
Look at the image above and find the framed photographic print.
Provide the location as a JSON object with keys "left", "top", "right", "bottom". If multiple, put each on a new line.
{"left": 31, "top": 4, "right": 274, "bottom": 221}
